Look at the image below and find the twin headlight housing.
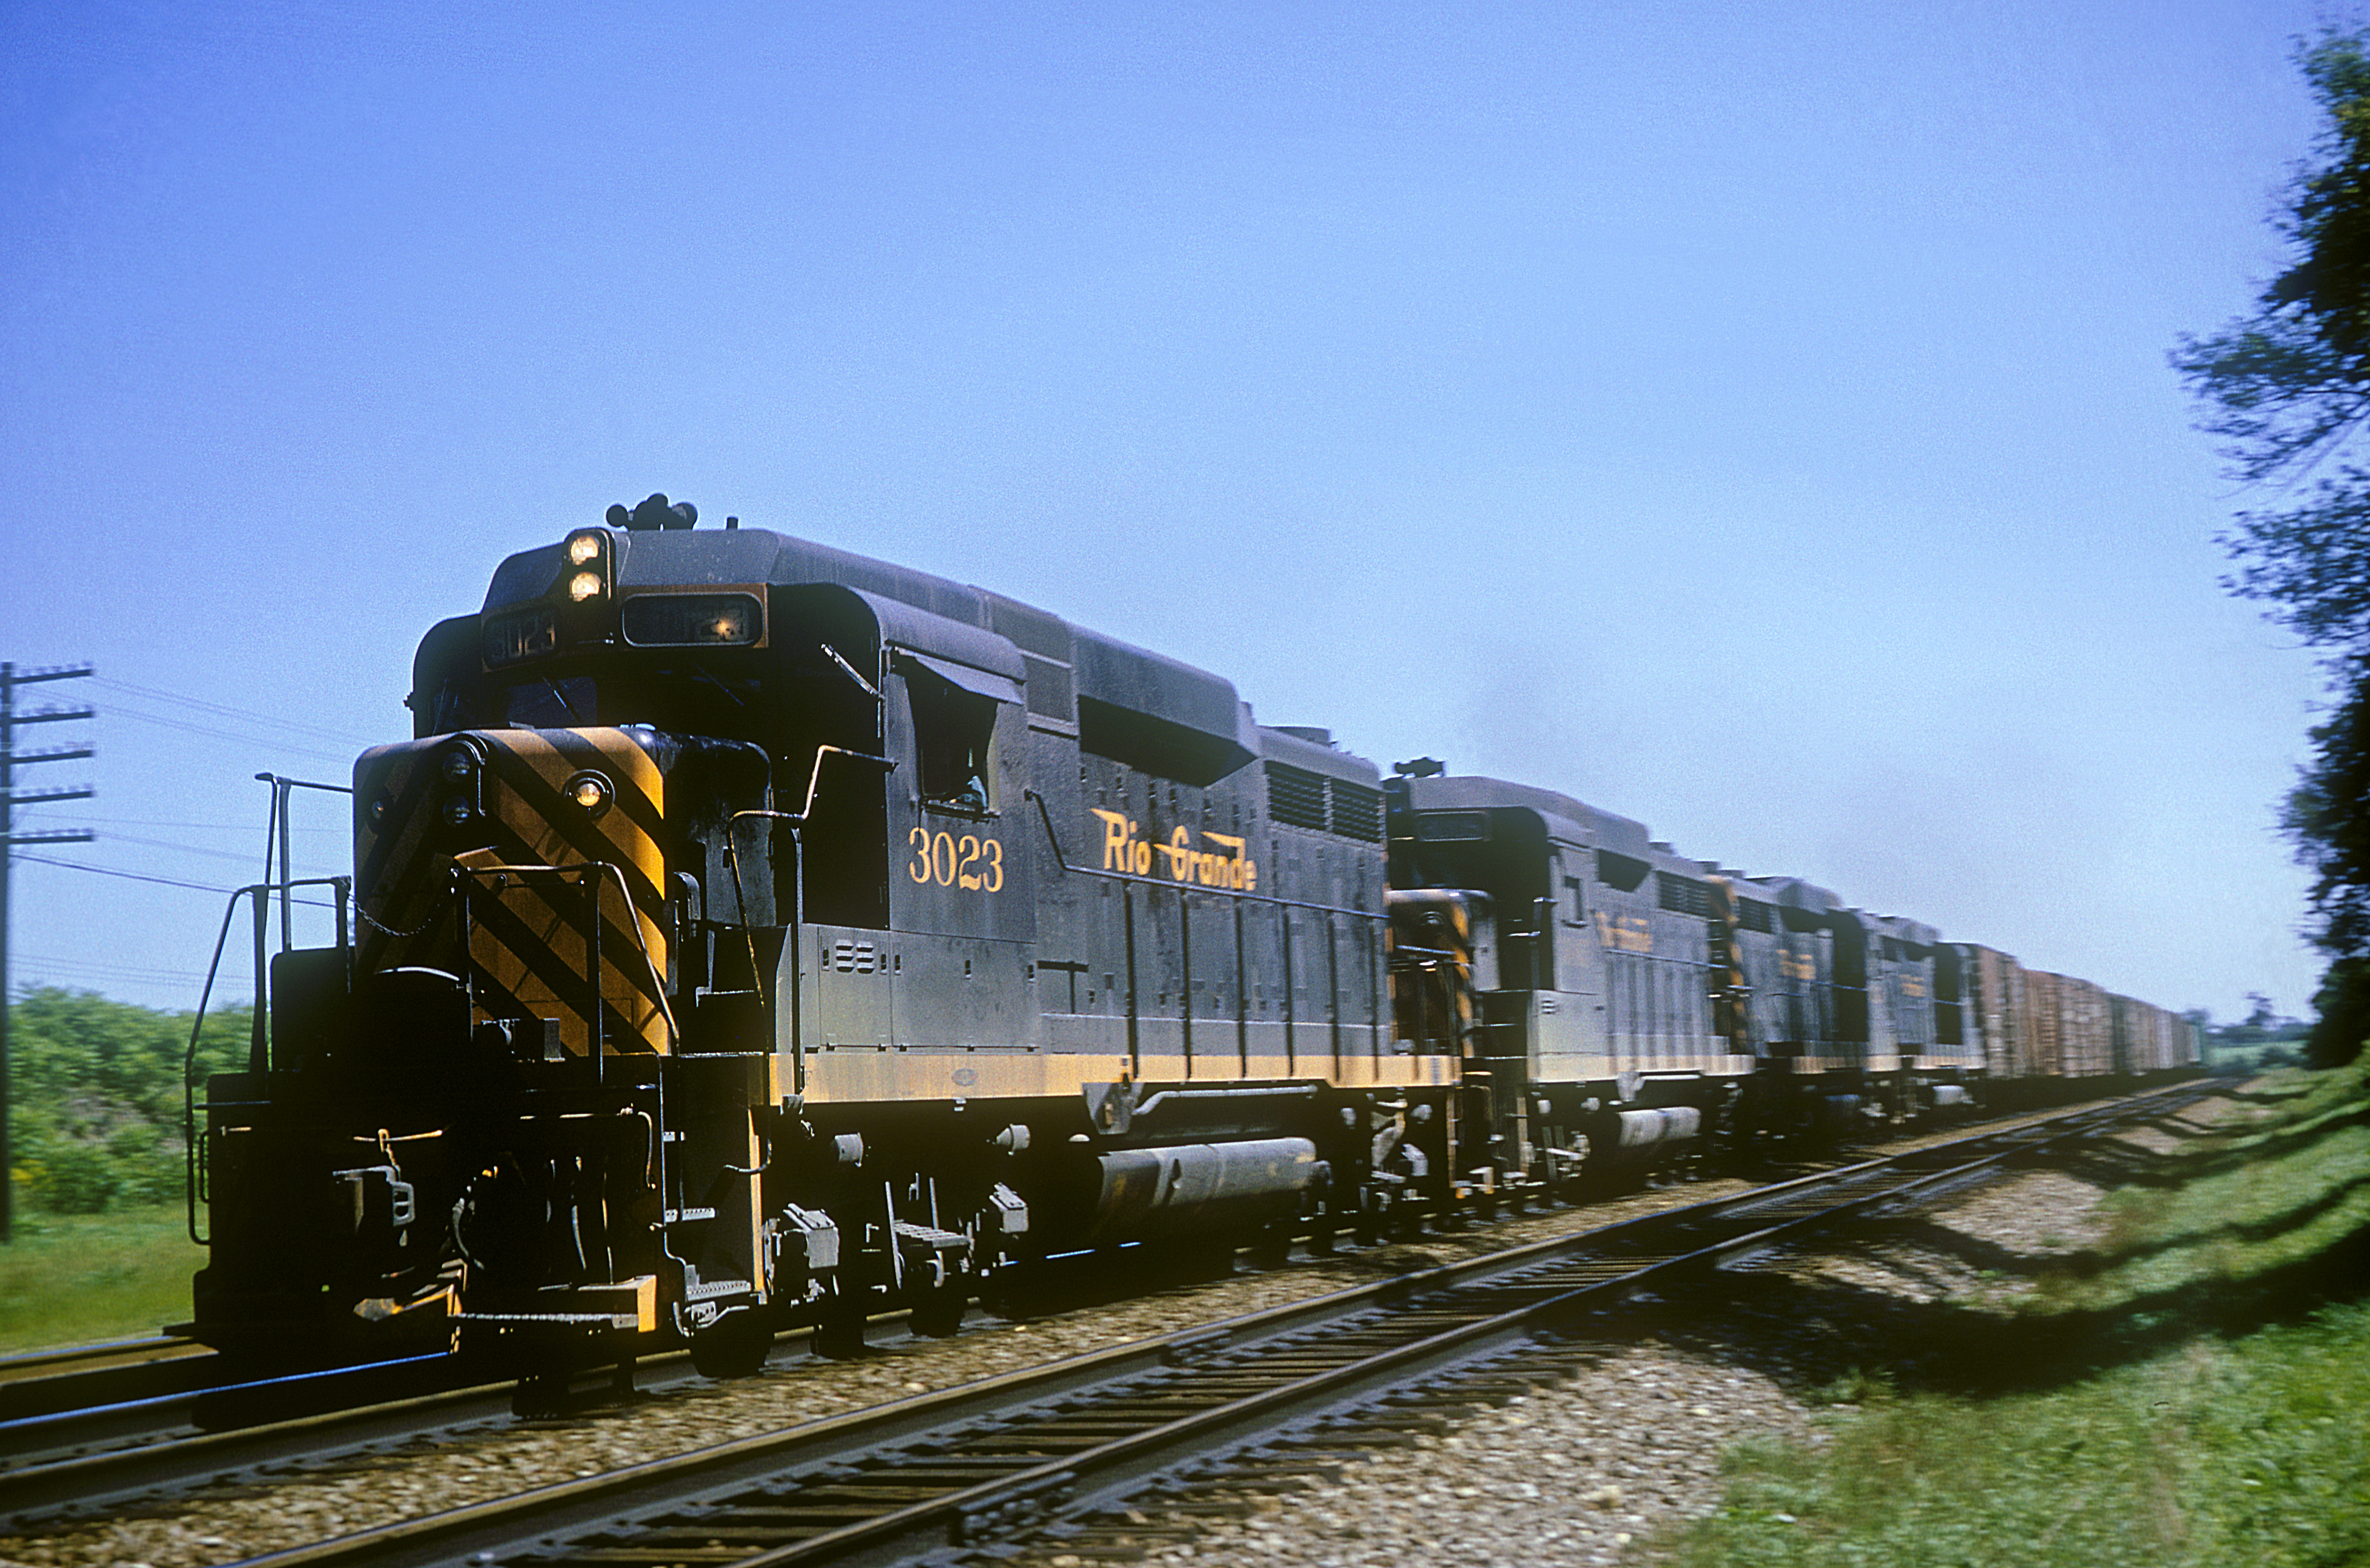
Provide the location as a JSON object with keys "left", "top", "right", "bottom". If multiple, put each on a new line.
{"left": 481, "top": 516, "right": 768, "bottom": 672}
{"left": 564, "top": 528, "right": 612, "bottom": 606}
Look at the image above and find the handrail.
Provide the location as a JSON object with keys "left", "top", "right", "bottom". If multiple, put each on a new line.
{"left": 254, "top": 773, "right": 352, "bottom": 956}
{"left": 721, "top": 745, "right": 895, "bottom": 1095}
{"left": 184, "top": 876, "right": 351, "bottom": 1248}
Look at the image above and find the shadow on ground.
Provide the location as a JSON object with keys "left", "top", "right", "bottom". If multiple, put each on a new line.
{"left": 1623, "top": 1086, "right": 2370, "bottom": 1402}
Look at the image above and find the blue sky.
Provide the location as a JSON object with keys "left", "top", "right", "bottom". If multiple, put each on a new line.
{"left": 0, "top": 0, "right": 2338, "bottom": 1022}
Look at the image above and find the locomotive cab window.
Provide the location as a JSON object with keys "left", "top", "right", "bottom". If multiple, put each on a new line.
{"left": 899, "top": 651, "right": 1019, "bottom": 816}
{"left": 427, "top": 662, "right": 766, "bottom": 744}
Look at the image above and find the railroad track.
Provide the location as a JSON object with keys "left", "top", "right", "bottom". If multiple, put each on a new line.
{"left": 155, "top": 1080, "right": 2204, "bottom": 1568}
{"left": 3, "top": 1362, "right": 602, "bottom": 1531}
{"left": 0, "top": 1082, "right": 2153, "bottom": 1460}
{"left": 0, "top": 1343, "right": 538, "bottom": 1508}
{"left": 0, "top": 1334, "right": 216, "bottom": 1426}
{"left": 2, "top": 1284, "right": 1128, "bottom": 1532}
{"left": 0, "top": 1333, "right": 240, "bottom": 1476}
{"left": 3, "top": 1325, "right": 920, "bottom": 1529}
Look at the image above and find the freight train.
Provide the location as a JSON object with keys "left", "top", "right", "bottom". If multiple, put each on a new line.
{"left": 184, "top": 497, "right": 2198, "bottom": 1374}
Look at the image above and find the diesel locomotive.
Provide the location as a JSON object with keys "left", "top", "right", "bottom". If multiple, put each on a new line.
{"left": 184, "top": 497, "right": 2197, "bottom": 1373}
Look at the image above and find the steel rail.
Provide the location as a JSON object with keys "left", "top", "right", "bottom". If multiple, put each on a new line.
{"left": 962, "top": 1080, "right": 2221, "bottom": 1565}
{"left": 202, "top": 1082, "right": 2209, "bottom": 1568}
{"left": 0, "top": 1305, "right": 936, "bottom": 1532}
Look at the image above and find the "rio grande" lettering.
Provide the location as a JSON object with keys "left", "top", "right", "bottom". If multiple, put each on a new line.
{"left": 1092, "top": 809, "right": 1259, "bottom": 893}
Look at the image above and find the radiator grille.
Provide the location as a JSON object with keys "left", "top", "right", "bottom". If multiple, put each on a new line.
{"left": 1657, "top": 872, "right": 1714, "bottom": 918}
{"left": 1265, "top": 763, "right": 1327, "bottom": 831}
{"left": 1330, "top": 782, "right": 1384, "bottom": 842}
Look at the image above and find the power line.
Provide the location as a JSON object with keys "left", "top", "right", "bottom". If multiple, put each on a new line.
{"left": 56, "top": 813, "right": 346, "bottom": 835}
{"left": 94, "top": 677, "right": 380, "bottom": 749}
{"left": 13, "top": 954, "right": 218, "bottom": 989}
{"left": 11, "top": 855, "right": 347, "bottom": 919}
{"left": 10, "top": 853, "right": 230, "bottom": 896}
{"left": 40, "top": 826, "right": 344, "bottom": 872}
{"left": 98, "top": 701, "right": 359, "bottom": 765}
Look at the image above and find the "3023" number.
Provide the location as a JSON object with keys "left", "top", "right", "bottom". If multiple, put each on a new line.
{"left": 908, "top": 828, "right": 1004, "bottom": 892}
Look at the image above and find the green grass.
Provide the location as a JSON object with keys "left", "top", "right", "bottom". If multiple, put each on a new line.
{"left": 1660, "top": 1065, "right": 2370, "bottom": 1568}
{"left": 0, "top": 1203, "right": 206, "bottom": 1353}
{"left": 2201, "top": 1037, "right": 2312, "bottom": 1075}
{"left": 1665, "top": 1305, "right": 2370, "bottom": 1568}
{"left": 2038, "top": 1073, "right": 2370, "bottom": 1322}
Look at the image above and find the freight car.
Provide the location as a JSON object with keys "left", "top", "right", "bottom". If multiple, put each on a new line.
{"left": 1950, "top": 944, "right": 2200, "bottom": 1101}
{"left": 184, "top": 498, "right": 2197, "bottom": 1374}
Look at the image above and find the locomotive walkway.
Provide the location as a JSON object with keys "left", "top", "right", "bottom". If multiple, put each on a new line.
{"left": 62, "top": 1082, "right": 2200, "bottom": 1568}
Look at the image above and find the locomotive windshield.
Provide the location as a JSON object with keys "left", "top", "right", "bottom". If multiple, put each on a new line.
{"left": 428, "top": 661, "right": 766, "bottom": 742}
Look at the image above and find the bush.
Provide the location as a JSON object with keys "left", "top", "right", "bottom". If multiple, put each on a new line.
{"left": 33, "top": 1141, "right": 124, "bottom": 1215}
{"left": 6, "top": 988, "right": 251, "bottom": 1216}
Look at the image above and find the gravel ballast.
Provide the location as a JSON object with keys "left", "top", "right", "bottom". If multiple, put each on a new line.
{"left": 0, "top": 1093, "right": 2232, "bottom": 1568}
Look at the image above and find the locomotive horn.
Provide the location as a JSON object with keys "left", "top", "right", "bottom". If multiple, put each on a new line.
{"left": 621, "top": 493, "right": 700, "bottom": 531}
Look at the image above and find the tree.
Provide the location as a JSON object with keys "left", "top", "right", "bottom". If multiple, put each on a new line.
{"left": 2178, "top": 29, "right": 2370, "bottom": 1066}
{"left": 5, "top": 988, "right": 251, "bottom": 1215}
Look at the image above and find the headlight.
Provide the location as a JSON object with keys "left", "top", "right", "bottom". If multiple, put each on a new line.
{"left": 565, "top": 770, "right": 613, "bottom": 819}
{"left": 439, "top": 746, "right": 478, "bottom": 784}
{"left": 568, "top": 570, "right": 605, "bottom": 603}
{"left": 567, "top": 532, "right": 604, "bottom": 567}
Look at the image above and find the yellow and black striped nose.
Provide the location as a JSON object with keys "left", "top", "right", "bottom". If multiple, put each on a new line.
{"left": 1705, "top": 877, "right": 1751, "bottom": 1055}
{"left": 355, "top": 727, "right": 673, "bottom": 1055}
{"left": 1387, "top": 892, "right": 1477, "bottom": 1050}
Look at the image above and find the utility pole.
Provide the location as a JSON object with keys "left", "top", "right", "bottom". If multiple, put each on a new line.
{"left": 2, "top": 663, "right": 95, "bottom": 1242}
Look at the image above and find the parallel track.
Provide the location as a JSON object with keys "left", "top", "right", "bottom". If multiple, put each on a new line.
{"left": 0, "top": 1348, "right": 523, "bottom": 1509}
{"left": 0, "top": 1335, "right": 215, "bottom": 1426}
{"left": 181, "top": 1081, "right": 2207, "bottom": 1568}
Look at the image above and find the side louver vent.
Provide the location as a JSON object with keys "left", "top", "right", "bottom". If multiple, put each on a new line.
{"left": 1657, "top": 872, "right": 1715, "bottom": 918}
{"left": 1330, "top": 782, "right": 1384, "bottom": 842}
{"left": 1265, "top": 763, "right": 1328, "bottom": 831}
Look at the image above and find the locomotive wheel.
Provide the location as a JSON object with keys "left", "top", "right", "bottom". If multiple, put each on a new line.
{"left": 688, "top": 1313, "right": 773, "bottom": 1379}
{"left": 1242, "top": 1219, "right": 1293, "bottom": 1268}
{"left": 811, "top": 1297, "right": 868, "bottom": 1359}
{"left": 908, "top": 1283, "right": 967, "bottom": 1339}
{"left": 512, "top": 1369, "right": 570, "bottom": 1419}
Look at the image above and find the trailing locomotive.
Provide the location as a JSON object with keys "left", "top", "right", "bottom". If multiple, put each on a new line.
{"left": 186, "top": 498, "right": 2197, "bottom": 1373}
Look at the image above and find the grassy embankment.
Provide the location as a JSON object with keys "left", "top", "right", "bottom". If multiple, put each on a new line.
{"left": 1660, "top": 1064, "right": 2370, "bottom": 1568}
{"left": 0, "top": 1204, "right": 206, "bottom": 1353}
